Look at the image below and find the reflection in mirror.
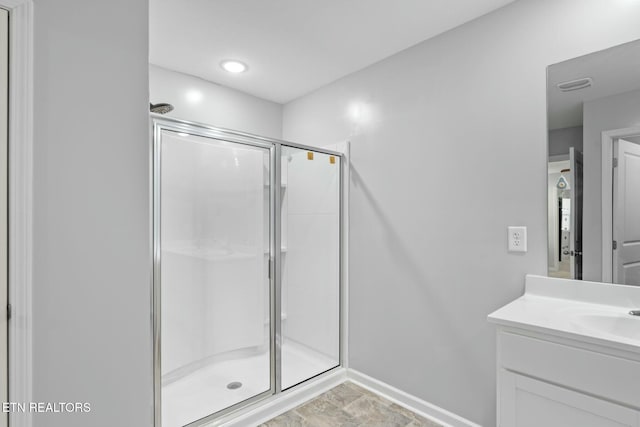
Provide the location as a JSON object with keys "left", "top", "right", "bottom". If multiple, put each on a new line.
{"left": 547, "top": 39, "right": 640, "bottom": 285}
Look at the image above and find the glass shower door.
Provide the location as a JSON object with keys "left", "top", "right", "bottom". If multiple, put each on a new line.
{"left": 280, "top": 146, "right": 341, "bottom": 389}
{"left": 156, "top": 129, "right": 273, "bottom": 427}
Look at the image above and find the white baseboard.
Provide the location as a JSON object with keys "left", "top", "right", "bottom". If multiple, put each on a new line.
{"left": 213, "top": 368, "right": 347, "bottom": 427}
{"left": 202, "top": 367, "right": 480, "bottom": 427}
{"left": 347, "top": 369, "right": 482, "bottom": 427}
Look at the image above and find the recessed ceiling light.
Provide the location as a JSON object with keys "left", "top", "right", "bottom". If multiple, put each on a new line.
{"left": 220, "top": 60, "right": 247, "bottom": 74}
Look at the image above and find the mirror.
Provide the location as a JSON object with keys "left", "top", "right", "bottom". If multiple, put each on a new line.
{"left": 547, "top": 39, "right": 640, "bottom": 285}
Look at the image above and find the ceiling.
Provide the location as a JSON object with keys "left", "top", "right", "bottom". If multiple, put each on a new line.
{"left": 150, "top": 0, "right": 515, "bottom": 104}
{"left": 548, "top": 39, "right": 640, "bottom": 130}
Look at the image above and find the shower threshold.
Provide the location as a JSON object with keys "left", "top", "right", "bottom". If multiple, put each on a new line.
{"left": 162, "top": 341, "right": 337, "bottom": 427}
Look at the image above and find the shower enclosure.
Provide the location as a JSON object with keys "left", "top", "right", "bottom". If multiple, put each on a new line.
{"left": 152, "top": 117, "right": 344, "bottom": 427}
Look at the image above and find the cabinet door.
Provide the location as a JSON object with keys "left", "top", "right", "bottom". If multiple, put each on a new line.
{"left": 499, "top": 370, "right": 640, "bottom": 427}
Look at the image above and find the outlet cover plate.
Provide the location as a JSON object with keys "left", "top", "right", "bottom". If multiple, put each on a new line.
{"left": 508, "top": 226, "right": 527, "bottom": 252}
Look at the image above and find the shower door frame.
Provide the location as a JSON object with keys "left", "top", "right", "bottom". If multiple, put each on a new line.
{"left": 151, "top": 116, "right": 345, "bottom": 427}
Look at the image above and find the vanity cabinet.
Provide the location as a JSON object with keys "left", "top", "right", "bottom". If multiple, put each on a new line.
{"left": 500, "top": 370, "right": 638, "bottom": 427}
{"left": 489, "top": 275, "right": 640, "bottom": 427}
{"left": 496, "top": 330, "right": 640, "bottom": 427}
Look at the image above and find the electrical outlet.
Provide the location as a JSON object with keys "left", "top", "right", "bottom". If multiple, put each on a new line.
{"left": 508, "top": 226, "right": 527, "bottom": 252}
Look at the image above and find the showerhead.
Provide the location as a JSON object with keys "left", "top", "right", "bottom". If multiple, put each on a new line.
{"left": 150, "top": 102, "right": 174, "bottom": 114}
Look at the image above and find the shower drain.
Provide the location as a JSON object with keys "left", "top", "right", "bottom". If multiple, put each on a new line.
{"left": 227, "top": 382, "right": 243, "bottom": 390}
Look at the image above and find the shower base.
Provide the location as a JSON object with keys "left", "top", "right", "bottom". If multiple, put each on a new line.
{"left": 162, "top": 341, "right": 336, "bottom": 427}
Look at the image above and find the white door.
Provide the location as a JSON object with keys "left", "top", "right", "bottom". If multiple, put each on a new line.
{"left": 613, "top": 139, "right": 640, "bottom": 285}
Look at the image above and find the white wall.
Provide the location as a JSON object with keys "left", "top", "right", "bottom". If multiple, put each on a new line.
{"left": 582, "top": 88, "right": 640, "bottom": 281}
{"left": 150, "top": 65, "right": 283, "bottom": 139}
{"left": 33, "top": 1, "right": 152, "bottom": 426}
{"left": 282, "top": 0, "right": 640, "bottom": 424}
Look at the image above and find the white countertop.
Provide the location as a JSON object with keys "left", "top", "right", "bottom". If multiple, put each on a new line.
{"left": 488, "top": 275, "right": 640, "bottom": 354}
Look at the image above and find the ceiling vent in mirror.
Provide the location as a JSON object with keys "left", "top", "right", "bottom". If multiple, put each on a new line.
{"left": 557, "top": 77, "right": 593, "bottom": 92}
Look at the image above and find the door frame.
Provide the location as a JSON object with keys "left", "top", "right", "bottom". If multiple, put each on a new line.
{"left": 569, "top": 147, "right": 583, "bottom": 280}
{"left": 601, "top": 126, "right": 640, "bottom": 282}
{"left": 0, "top": 1, "right": 33, "bottom": 427}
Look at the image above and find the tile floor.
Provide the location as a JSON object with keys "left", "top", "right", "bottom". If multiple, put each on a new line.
{"left": 259, "top": 382, "right": 443, "bottom": 427}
